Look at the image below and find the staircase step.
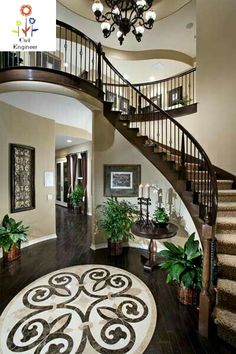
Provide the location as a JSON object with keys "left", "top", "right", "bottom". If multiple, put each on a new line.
{"left": 218, "top": 190, "right": 236, "bottom": 202}
{"left": 216, "top": 234, "right": 236, "bottom": 255}
{"left": 217, "top": 180, "right": 234, "bottom": 190}
{"left": 218, "top": 254, "right": 236, "bottom": 281}
{"left": 217, "top": 217, "right": 236, "bottom": 234}
{"left": 218, "top": 202, "right": 236, "bottom": 217}
{"left": 214, "top": 307, "right": 236, "bottom": 348}
{"left": 217, "top": 278, "right": 236, "bottom": 312}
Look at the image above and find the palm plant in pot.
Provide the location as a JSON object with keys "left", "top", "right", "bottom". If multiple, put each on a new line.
{"left": 153, "top": 207, "right": 169, "bottom": 228}
{"left": 69, "top": 183, "right": 84, "bottom": 214}
{"left": 158, "top": 233, "right": 202, "bottom": 305}
{"left": 0, "top": 215, "right": 29, "bottom": 262}
{"left": 97, "top": 197, "right": 137, "bottom": 256}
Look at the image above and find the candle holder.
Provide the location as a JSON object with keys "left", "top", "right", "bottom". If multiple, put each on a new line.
{"left": 137, "top": 197, "right": 152, "bottom": 226}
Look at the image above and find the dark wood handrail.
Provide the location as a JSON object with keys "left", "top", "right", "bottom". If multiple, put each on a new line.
{"left": 101, "top": 54, "right": 218, "bottom": 225}
{"left": 135, "top": 68, "right": 196, "bottom": 87}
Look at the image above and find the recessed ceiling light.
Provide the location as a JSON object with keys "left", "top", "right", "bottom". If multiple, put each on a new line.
{"left": 67, "top": 139, "right": 72, "bottom": 143}
{"left": 186, "top": 22, "right": 194, "bottom": 29}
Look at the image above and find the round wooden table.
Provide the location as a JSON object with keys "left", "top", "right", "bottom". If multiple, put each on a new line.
{"left": 131, "top": 221, "right": 178, "bottom": 271}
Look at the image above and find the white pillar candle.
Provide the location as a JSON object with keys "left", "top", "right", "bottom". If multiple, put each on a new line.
{"left": 145, "top": 184, "right": 150, "bottom": 199}
{"left": 139, "top": 184, "right": 143, "bottom": 198}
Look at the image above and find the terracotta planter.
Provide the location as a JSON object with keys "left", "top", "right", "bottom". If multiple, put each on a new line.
{"left": 176, "top": 283, "right": 199, "bottom": 306}
{"left": 107, "top": 239, "right": 123, "bottom": 256}
{"left": 3, "top": 244, "right": 21, "bottom": 263}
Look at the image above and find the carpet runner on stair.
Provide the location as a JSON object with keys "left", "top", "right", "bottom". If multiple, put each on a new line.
{"left": 215, "top": 179, "right": 236, "bottom": 348}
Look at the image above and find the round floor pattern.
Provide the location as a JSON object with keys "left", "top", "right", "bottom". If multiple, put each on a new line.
{"left": 0, "top": 264, "right": 157, "bottom": 354}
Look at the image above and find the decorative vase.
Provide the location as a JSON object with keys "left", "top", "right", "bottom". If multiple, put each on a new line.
{"left": 176, "top": 283, "right": 199, "bottom": 306}
{"left": 3, "top": 244, "right": 21, "bottom": 263}
{"left": 107, "top": 239, "right": 123, "bottom": 256}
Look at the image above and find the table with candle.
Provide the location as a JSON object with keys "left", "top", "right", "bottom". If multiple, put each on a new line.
{"left": 132, "top": 183, "right": 178, "bottom": 271}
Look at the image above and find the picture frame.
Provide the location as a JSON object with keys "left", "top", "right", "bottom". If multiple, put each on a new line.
{"left": 151, "top": 94, "right": 162, "bottom": 109}
{"left": 118, "top": 95, "right": 129, "bottom": 113}
{"left": 10, "top": 144, "right": 35, "bottom": 213}
{"left": 106, "top": 90, "right": 117, "bottom": 107}
{"left": 168, "top": 86, "right": 183, "bottom": 106}
{"left": 104, "top": 164, "right": 141, "bottom": 197}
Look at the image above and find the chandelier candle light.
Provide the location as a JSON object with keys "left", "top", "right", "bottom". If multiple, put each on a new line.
{"left": 92, "top": 0, "right": 156, "bottom": 45}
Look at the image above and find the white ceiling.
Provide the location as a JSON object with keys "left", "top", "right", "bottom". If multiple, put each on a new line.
{"left": 55, "top": 135, "right": 88, "bottom": 150}
{"left": 0, "top": 91, "right": 93, "bottom": 150}
{"left": 0, "top": 91, "right": 92, "bottom": 132}
{"left": 57, "top": 0, "right": 196, "bottom": 56}
{"left": 109, "top": 58, "right": 191, "bottom": 83}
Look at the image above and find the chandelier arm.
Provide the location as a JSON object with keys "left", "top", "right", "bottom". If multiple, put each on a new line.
{"left": 96, "top": 12, "right": 113, "bottom": 23}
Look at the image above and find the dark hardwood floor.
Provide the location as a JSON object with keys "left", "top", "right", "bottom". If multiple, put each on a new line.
{"left": 0, "top": 206, "right": 234, "bottom": 354}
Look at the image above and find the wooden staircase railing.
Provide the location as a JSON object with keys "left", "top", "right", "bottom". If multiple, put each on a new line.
{"left": 0, "top": 20, "right": 217, "bottom": 338}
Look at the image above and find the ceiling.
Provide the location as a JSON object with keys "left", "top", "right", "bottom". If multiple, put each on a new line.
{"left": 55, "top": 135, "right": 88, "bottom": 150}
{"left": 57, "top": 0, "right": 196, "bottom": 56}
{"left": 0, "top": 90, "right": 93, "bottom": 150}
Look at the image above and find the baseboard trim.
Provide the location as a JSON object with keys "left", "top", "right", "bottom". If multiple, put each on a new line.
{"left": 0, "top": 233, "right": 57, "bottom": 259}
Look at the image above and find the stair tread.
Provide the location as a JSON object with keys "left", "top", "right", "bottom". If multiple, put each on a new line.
{"left": 218, "top": 278, "right": 236, "bottom": 295}
{"left": 217, "top": 217, "right": 236, "bottom": 224}
{"left": 217, "top": 180, "right": 234, "bottom": 183}
{"left": 218, "top": 190, "right": 236, "bottom": 195}
{"left": 214, "top": 307, "right": 236, "bottom": 331}
{"left": 218, "top": 202, "right": 236, "bottom": 210}
{"left": 218, "top": 254, "right": 236, "bottom": 266}
{"left": 216, "top": 234, "right": 236, "bottom": 243}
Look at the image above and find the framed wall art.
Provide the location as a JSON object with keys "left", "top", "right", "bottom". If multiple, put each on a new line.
{"left": 10, "top": 144, "right": 35, "bottom": 213}
{"left": 118, "top": 95, "right": 129, "bottom": 113}
{"left": 168, "top": 86, "right": 183, "bottom": 106}
{"left": 104, "top": 164, "right": 141, "bottom": 197}
{"left": 151, "top": 94, "right": 162, "bottom": 109}
{"left": 106, "top": 90, "right": 117, "bottom": 107}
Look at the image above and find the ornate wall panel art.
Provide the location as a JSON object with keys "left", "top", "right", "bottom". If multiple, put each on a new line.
{"left": 10, "top": 144, "right": 35, "bottom": 213}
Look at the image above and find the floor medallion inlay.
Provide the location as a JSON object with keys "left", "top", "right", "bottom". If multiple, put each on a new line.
{"left": 0, "top": 264, "right": 157, "bottom": 353}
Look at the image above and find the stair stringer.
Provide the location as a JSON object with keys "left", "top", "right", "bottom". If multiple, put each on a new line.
{"left": 103, "top": 102, "right": 203, "bottom": 238}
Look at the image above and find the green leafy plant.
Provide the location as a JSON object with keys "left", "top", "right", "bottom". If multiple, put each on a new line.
{"left": 158, "top": 233, "right": 202, "bottom": 289}
{"left": 153, "top": 207, "right": 169, "bottom": 223}
{"left": 97, "top": 197, "right": 137, "bottom": 243}
{"left": 69, "top": 183, "right": 84, "bottom": 207}
{"left": 175, "top": 97, "right": 192, "bottom": 106}
{"left": 0, "top": 215, "right": 29, "bottom": 252}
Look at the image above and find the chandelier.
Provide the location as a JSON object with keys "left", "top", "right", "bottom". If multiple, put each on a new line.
{"left": 92, "top": 0, "right": 156, "bottom": 45}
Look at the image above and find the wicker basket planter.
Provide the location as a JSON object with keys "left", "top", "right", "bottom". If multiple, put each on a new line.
{"left": 107, "top": 239, "right": 123, "bottom": 256}
{"left": 3, "top": 244, "right": 21, "bottom": 263}
{"left": 177, "top": 283, "right": 199, "bottom": 306}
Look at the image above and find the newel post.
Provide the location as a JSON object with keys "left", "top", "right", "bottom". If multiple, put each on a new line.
{"left": 96, "top": 42, "right": 103, "bottom": 91}
{"left": 199, "top": 222, "right": 213, "bottom": 338}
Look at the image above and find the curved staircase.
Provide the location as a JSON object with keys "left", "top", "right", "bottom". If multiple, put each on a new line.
{"left": 1, "top": 19, "right": 235, "bottom": 349}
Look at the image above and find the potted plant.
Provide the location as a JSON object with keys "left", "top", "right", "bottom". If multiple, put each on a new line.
{"left": 97, "top": 197, "right": 137, "bottom": 256}
{"left": 69, "top": 183, "right": 84, "bottom": 214}
{"left": 158, "top": 233, "right": 202, "bottom": 305}
{"left": 0, "top": 215, "right": 29, "bottom": 263}
{"left": 153, "top": 207, "right": 169, "bottom": 227}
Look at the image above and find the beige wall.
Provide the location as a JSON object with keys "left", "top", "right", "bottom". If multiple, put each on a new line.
{"left": 0, "top": 101, "right": 56, "bottom": 240}
{"left": 177, "top": 0, "right": 236, "bottom": 174}
{"left": 92, "top": 110, "right": 199, "bottom": 249}
{"left": 56, "top": 141, "right": 92, "bottom": 215}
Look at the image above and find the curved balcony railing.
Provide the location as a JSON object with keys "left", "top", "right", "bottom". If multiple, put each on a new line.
{"left": 0, "top": 20, "right": 217, "bottom": 334}
{"left": 134, "top": 68, "right": 196, "bottom": 112}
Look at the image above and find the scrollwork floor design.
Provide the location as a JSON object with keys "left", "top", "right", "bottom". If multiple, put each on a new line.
{"left": 0, "top": 265, "right": 157, "bottom": 354}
